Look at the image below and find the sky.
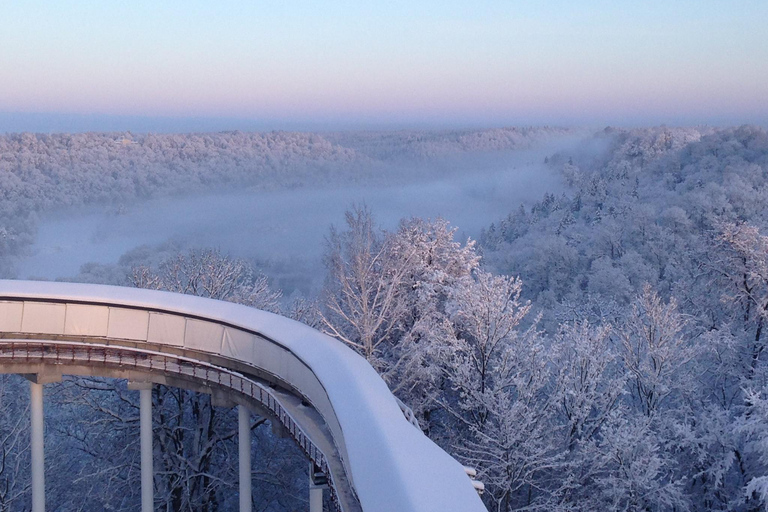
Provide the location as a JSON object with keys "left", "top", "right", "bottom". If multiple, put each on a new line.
{"left": 1, "top": 0, "right": 767, "bottom": 131}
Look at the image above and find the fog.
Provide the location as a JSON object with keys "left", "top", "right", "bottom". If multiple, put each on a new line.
{"left": 19, "top": 144, "right": 570, "bottom": 291}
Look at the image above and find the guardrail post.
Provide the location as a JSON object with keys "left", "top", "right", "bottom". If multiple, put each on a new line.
{"left": 30, "top": 381, "right": 45, "bottom": 512}
{"left": 239, "top": 405, "right": 252, "bottom": 512}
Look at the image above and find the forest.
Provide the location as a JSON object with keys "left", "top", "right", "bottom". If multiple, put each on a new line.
{"left": 2, "top": 124, "right": 768, "bottom": 511}
{"left": 0, "top": 126, "right": 568, "bottom": 278}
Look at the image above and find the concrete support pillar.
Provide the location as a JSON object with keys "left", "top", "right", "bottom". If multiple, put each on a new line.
{"left": 309, "top": 485, "right": 323, "bottom": 512}
{"left": 30, "top": 381, "right": 45, "bottom": 512}
{"left": 239, "top": 405, "right": 252, "bottom": 512}
{"left": 140, "top": 387, "right": 153, "bottom": 512}
{"left": 309, "top": 463, "right": 326, "bottom": 512}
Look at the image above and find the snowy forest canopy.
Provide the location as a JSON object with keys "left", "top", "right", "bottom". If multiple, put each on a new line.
{"left": 2, "top": 125, "right": 768, "bottom": 511}
{"left": 0, "top": 126, "right": 570, "bottom": 278}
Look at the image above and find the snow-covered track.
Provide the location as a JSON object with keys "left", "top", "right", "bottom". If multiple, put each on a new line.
{"left": 0, "top": 280, "right": 487, "bottom": 512}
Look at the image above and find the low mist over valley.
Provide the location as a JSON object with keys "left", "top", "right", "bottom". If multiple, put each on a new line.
{"left": 1, "top": 127, "right": 571, "bottom": 286}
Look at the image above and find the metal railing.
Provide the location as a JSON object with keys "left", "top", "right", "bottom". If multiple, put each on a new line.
{"left": 0, "top": 340, "right": 346, "bottom": 511}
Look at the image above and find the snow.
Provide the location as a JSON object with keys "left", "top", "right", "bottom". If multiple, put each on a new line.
{"left": 0, "top": 279, "right": 487, "bottom": 512}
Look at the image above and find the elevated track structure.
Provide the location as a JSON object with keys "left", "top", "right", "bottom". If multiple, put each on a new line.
{"left": 0, "top": 280, "right": 486, "bottom": 512}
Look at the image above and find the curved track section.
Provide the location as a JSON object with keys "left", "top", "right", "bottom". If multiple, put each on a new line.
{"left": 0, "top": 280, "right": 487, "bottom": 512}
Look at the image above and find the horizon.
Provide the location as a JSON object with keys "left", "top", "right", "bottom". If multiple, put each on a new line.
{"left": 1, "top": 110, "right": 766, "bottom": 136}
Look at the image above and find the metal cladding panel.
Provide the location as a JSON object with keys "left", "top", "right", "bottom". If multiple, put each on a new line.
{"left": 21, "top": 302, "right": 66, "bottom": 335}
{"left": 252, "top": 337, "right": 291, "bottom": 380}
{"left": 0, "top": 301, "right": 23, "bottom": 332}
{"left": 291, "top": 365, "right": 333, "bottom": 415}
{"left": 148, "top": 313, "right": 186, "bottom": 346}
{"left": 108, "top": 308, "right": 149, "bottom": 341}
{"left": 64, "top": 304, "right": 109, "bottom": 337}
{"left": 184, "top": 318, "right": 224, "bottom": 353}
{"left": 221, "top": 327, "right": 257, "bottom": 361}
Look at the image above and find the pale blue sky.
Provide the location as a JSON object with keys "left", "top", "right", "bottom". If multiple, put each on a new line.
{"left": 0, "top": 0, "right": 766, "bottom": 130}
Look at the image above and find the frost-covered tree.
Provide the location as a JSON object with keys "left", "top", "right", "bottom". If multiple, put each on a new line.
{"left": 380, "top": 217, "right": 479, "bottom": 423}
{"left": 320, "top": 206, "right": 413, "bottom": 370}
{"left": 553, "top": 322, "right": 623, "bottom": 452}
{"left": 131, "top": 248, "right": 282, "bottom": 312}
{"left": 443, "top": 270, "right": 562, "bottom": 510}
{"left": 618, "top": 285, "right": 694, "bottom": 417}
{"left": 737, "top": 388, "right": 768, "bottom": 509}
{"left": 320, "top": 210, "right": 481, "bottom": 429}
{"left": 590, "top": 409, "right": 689, "bottom": 512}
{"left": 713, "top": 222, "right": 768, "bottom": 377}
{"left": 446, "top": 272, "right": 532, "bottom": 423}
{"left": 0, "top": 375, "right": 30, "bottom": 511}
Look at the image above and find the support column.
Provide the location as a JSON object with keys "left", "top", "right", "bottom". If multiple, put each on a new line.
{"left": 309, "top": 485, "right": 323, "bottom": 512}
{"left": 239, "top": 405, "right": 252, "bottom": 512}
{"left": 309, "top": 463, "right": 326, "bottom": 512}
{"left": 30, "top": 381, "right": 45, "bottom": 512}
{"left": 140, "top": 387, "right": 153, "bottom": 512}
